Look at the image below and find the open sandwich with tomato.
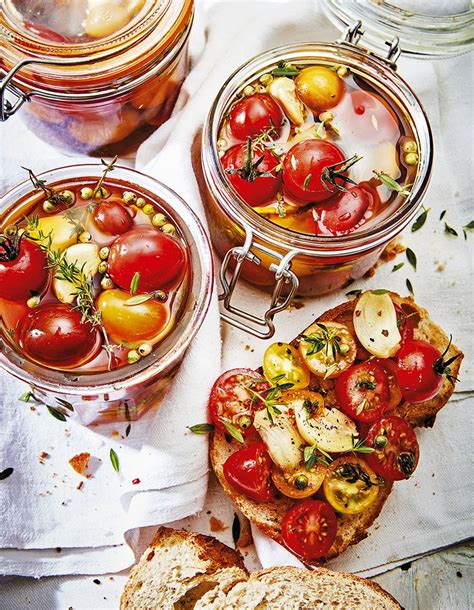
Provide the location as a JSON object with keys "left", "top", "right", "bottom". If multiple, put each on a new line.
{"left": 207, "top": 290, "right": 463, "bottom": 565}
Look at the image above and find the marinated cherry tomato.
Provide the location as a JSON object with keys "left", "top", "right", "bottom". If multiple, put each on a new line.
{"left": 107, "top": 228, "right": 186, "bottom": 292}
{"left": 298, "top": 321, "right": 356, "bottom": 379}
{"left": 365, "top": 416, "right": 419, "bottom": 481}
{"left": 335, "top": 360, "right": 389, "bottom": 423}
{"left": 313, "top": 182, "right": 380, "bottom": 236}
{"left": 323, "top": 456, "right": 380, "bottom": 514}
{"left": 221, "top": 143, "right": 282, "bottom": 206}
{"left": 96, "top": 288, "right": 170, "bottom": 345}
{"left": 263, "top": 342, "right": 310, "bottom": 389}
{"left": 295, "top": 66, "right": 345, "bottom": 113}
{"left": 18, "top": 303, "right": 101, "bottom": 368}
{"left": 394, "top": 303, "right": 415, "bottom": 344}
{"left": 92, "top": 200, "right": 134, "bottom": 235}
{"left": 223, "top": 443, "right": 273, "bottom": 502}
{"left": 373, "top": 358, "right": 402, "bottom": 411}
{"left": 396, "top": 339, "right": 455, "bottom": 404}
{"left": 282, "top": 140, "right": 346, "bottom": 204}
{"left": 271, "top": 464, "right": 326, "bottom": 500}
{"left": 0, "top": 235, "right": 49, "bottom": 302}
{"left": 209, "top": 368, "right": 270, "bottom": 434}
{"left": 281, "top": 500, "right": 337, "bottom": 559}
{"left": 228, "top": 93, "right": 283, "bottom": 141}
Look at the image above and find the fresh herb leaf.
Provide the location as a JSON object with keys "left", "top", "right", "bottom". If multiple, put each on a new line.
{"left": 411, "top": 207, "right": 430, "bottom": 232}
{"left": 355, "top": 399, "right": 367, "bottom": 415}
{"left": 56, "top": 398, "right": 74, "bottom": 412}
{"left": 303, "top": 173, "right": 312, "bottom": 189}
{"left": 346, "top": 289, "right": 362, "bottom": 298}
{"left": 188, "top": 423, "right": 215, "bottom": 434}
{"left": 125, "top": 423, "right": 131, "bottom": 437}
{"left": 130, "top": 272, "right": 140, "bottom": 296}
{"left": 47, "top": 406, "right": 67, "bottom": 422}
{"left": 124, "top": 291, "right": 166, "bottom": 306}
{"left": 392, "top": 262, "right": 404, "bottom": 272}
{"left": 406, "top": 248, "right": 417, "bottom": 271}
{"left": 304, "top": 444, "right": 332, "bottom": 470}
{"left": 444, "top": 223, "right": 458, "bottom": 237}
{"left": 220, "top": 419, "right": 244, "bottom": 443}
{"left": 439, "top": 210, "right": 446, "bottom": 220}
{"left": 372, "top": 289, "right": 388, "bottom": 295}
{"left": 271, "top": 66, "right": 300, "bottom": 77}
{"left": 0, "top": 468, "right": 14, "bottom": 481}
{"left": 406, "top": 278, "right": 414, "bottom": 296}
{"left": 373, "top": 171, "right": 410, "bottom": 197}
{"left": 19, "top": 390, "right": 33, "bottom": 403}
{"left": 232, "top": 513, "right": 241, "bottom": 546}
{"left": 355, "top": 380, "right": 376, "bottom": 390}
{"left": 351, "top": 435, "right": 375, "bottom": 454}
{"left": 463, "top": 220, "right": 474, "bottom": 230}
{"left": 110, "top": 448, "right": 120, "bottom": 473}
{"left": 276, "top": 192, "right": 286, "bottom": 218}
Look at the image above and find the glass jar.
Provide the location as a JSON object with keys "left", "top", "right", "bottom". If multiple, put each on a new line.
{"left": 201, "top": 34, "right": 433, "bottom": 338}
{"left": 0, "top": 164, "right": 213, "bottom": 425}
{"left": 1, "top": 0, "right": 194, "bottom": 156}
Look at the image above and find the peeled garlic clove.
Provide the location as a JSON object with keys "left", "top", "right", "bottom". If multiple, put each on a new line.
{"left": 353, "top": 291, "right": 401, "bottom": 358}
{"left": 294, "top": 401, "right": 357, "bottom": 453}
{"left": 267, "top": 77, "right": 305, "bottom": 126}
{"left": 254, "top": 406, "right": 304, "bottom": 472}
{"left": 53, "top": 243, "right": 100, "bottom": 304}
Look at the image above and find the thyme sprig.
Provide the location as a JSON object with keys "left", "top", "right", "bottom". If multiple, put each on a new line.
{"left": 93, "top": 156, "right": 117, "bottom": 197}
{"left": 22, "top": 167, "right": 70, "bottom": 206}
{"left": 351, "top": 435, "right": 375, "bottom": 454}
{"left": 373, "top": 170, "right": 411, "bottom": 197}
{"left": 321, "top": 154, "right": 362, "bottom": 195}
{"left": 304, "top": 444, "right": 333, "bottom": 470}
{"left": 335, "top": 461, "right": 381, "bottom": 488}
{"left": 300, "top": 323, "right": 342, "bottom": 360}
{"left": 247, "top": 374, "right": 294, "bottom": 424}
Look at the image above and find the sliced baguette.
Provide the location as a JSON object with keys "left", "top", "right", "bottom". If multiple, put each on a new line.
{"left": 120, "top": 527, "right": 247, "bottom": 610}
{"left": 210, "top": 292, "right": 463, "bottom": 566}
{"left": 209, "top": 566, "right": 401, "bottom": 610}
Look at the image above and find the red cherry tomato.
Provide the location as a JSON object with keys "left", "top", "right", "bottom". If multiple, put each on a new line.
{"left": 228, "top": 93, "right": 283, "bottom": 141}
{"left": 0, "top": 237, "right": 49, "bottom": 301}
{"left": 209, "top": 368, "right": 270, "bottom": 435}
{"left": 335, "top": 360, "right": 389, "bottom": 423}
{"left": 18, "top": 303, "right": 101, "bottom": 368}
{"left": 396, "top": 340, "right": 447, "bottom": 403}
{"left": 107, "top": 228, "right": 186, "bottom": 292}
{"left": 313, "top": 182, "right": 380, "bottom": 236}
{"left": 394, "top": 303, "right": 415, "bottom": 345}
{"left": 281, "top": 500, "right": 337, "bottom": 559}
{"left": 372, "top": 358, "right": 402, "bottom": 411}
{"left": 92, "top": 200, "right": 134, "bottom": 235}
{"left": 282, "top": 140, "right": 346, "bottom": 204}
{"left": 223, "top": 443, "right": 273, "bottom": 502}
{"left": 222, "top": 143, "right": 282, "bottom": 206}
{"left": 365, "top": 416, "right": 419, "bottom": 481}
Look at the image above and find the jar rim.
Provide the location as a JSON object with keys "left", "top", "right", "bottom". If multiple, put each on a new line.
{"left": 0, "top": 164, "right": 214, "bottom": 395}
{"left": 2, "top": 0, "right": 193, "bottom": 95}
{"left": 202, "top": 41, "right": 433, "bottom": 258}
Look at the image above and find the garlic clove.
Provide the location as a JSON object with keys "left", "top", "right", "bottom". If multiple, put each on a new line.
{"left": 353, "top": 291, "right": 401, "bottom": 358}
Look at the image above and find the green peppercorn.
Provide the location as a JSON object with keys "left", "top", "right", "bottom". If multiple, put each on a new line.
{"left": 122, "top": 191, "right": 137, "bottom": 205}
{"left": 80, "top": 187, "right": 94, "bottom": 200}
{"left": 99, "top": 247, "right": 110, "bottom": 260}
{"left": 374, "top": 435, "right": 388, "bottom": 449}
{"left": 98, "top": 261, "right": 107, "bottom": 274}
{"left": 95, "top": 186, "right": 109, "bottom": 199}
{"left": 135, "top": 197, "right": 146, "bottom": 208}
{"left": 138, "top": 343, "right": 152, "bottom": 357}
{"left": 294, "top": 474, "right": 309, "bottom": 490}
{"left": 142, "top": 203, "right": 155, "bottom": 216}
{"left": 27, "top": 296, "right": 41, "bottom": 309}
{"left": 259, "top": 73, "right": 273, "bottom": 86}
{"left": 78, "top": 231, "right": 92, "bottom": 243}
{"left": 238, "top": 415, "right": 252, "bottom": 430}
{"left": 127, "top": 350, "right": 141, "bottom": 364}
{"left": 101, "top": 276, "right": 114, "bottom": 290}
{"left": 161, "top": 223, "right": 176, "bottom": 235}
{"left": 405, "top": 152, "right": 419, "bottom": 166}
{"left": 59, "top": 190, "right": 74, "bottom": 205}
{"left": 151, "top": 213, "right": 166, "bottom": 228}
{"left": 43, "top": 200, "right": 56, "bottom": 213}
{"left": 402, "top": 140, "right": 417, "bottom": 154}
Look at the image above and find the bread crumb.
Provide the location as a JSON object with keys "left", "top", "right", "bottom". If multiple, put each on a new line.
{"left": 209, "top": 516, "right": 227, "bottom": 533}
{"left": 76, "top": 481, "right": 84, "bottom": 491}
{"left": 39, "top": 451, "right": 50, "bottom": 464}
{"left": 69, "top": 452, "right": 91, "bottom": 475}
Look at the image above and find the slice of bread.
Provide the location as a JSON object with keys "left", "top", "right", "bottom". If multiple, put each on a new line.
{"left": 120, "top": 527, "right": 248, "bottom": 610}
{"left": 210, "top": 292, "right": 463, "bottom": 566}
{"left": 211, "top": 566, "right": 401, "bottom": 610}
{"left": 121, "top": 528, "right": 402, "bottom": 609}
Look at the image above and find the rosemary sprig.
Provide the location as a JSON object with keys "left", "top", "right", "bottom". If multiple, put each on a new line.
{"left": 22, "top": 167, "right": 69, "bottom": 206}
{"left": 93, "top": 156, "right": 118, "bottom": 197}
{"left": 321, "top": 154, "right": 362, "bottom": 195}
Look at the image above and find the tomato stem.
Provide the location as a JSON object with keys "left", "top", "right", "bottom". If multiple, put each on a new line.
{"left": 433, "top": 335, "right": 461, "bottom": 383}
{"left": 0, "top": 230, "right": 22, "bottom": 262}
{"left": 321, "top": 154, "right": 362, "bottom": 195}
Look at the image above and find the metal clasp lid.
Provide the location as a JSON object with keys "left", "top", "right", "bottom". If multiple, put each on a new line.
{"left": 218, "top": 228, "right": 299, "bottom": 339}
{"left": 0, "top": 62, "right": 32, "bottom": 121}
{"left": 341, "top": 21, "right": 401, "bottom": 68}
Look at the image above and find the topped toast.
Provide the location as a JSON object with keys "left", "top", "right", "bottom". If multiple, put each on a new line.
{"left": 208, "top": 291, "right": 463, "bottom": 565}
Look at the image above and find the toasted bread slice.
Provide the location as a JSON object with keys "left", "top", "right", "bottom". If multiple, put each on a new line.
{"left": 120, "top": 527, "right": 247, "bottom": 610}
{"left": 212, "top": 566, "right": 401, "bottom": 609}
{"left": 210, "top": 292, "right": 463, "bottom": 565}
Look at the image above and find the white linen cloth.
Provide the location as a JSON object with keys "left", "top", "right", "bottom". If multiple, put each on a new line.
{"left": 0, "top": 0, "right": 472, "bottom": 580}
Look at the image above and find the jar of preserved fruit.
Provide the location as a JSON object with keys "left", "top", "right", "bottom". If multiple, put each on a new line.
{"left": 0, "top": 164, "right": 213, "bottom": 425}
{"left": 202, "top": 29, "right": 434, "bottom": 338}
{"left": 1, "top": 0, "right": 193, "bottom": 156}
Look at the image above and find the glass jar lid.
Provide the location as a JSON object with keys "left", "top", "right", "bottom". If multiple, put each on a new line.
{"left": 322, "top": 0, "right": 474, "bottom": 58}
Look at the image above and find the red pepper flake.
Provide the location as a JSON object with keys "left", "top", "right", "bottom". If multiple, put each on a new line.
{"left": 132, "top": 478, "right": 141, "bottom": 485}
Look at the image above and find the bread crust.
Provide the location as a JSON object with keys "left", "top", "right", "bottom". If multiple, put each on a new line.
{"left": 210, "top": 292, "right": 463, "bottom": 565}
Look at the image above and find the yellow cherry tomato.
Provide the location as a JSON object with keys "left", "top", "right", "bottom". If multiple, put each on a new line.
{"left": 295, "top": 66, "right": 345, "bottom": 113}
{"left": 272, "top": 464, "right": 327, "bottom": 499}
{"left": 323, "top": 457, "right": 379, "bottom": 515}
{"left": 263, "top": 342, "right": 310, "bottom": 389}
{"left": 97, "top": 288, "right": 170, "bottom": 346}
{"left": 298, "top": 321, "right": 356, "bottom": 379}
